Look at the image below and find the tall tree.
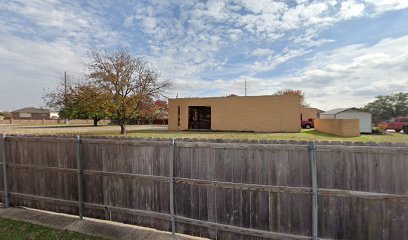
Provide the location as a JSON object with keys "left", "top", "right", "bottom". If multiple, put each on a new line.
{"left": 273, "top": 89, "right": 310, "bottom": 108}
{"left": 363, "top": 92, "right": 408, "bottom": 123}
{"left": 154, "top": 99, "right": 169, "bottom": 122}
{"left": 72, "top": 84, "right": 111, "bottom": 126}
{"left": 43, "top": 79, "right": 110, "bottom": 126}
{"left": 87, "top": 49, "right": 171, "bottom": 134}
{"left": 139, "top": 98, "right": 168, "bottom": 124}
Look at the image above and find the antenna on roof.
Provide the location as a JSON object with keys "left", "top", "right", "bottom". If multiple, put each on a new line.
{"left": 245, "top": 78, "right": 247, "bottom": 96}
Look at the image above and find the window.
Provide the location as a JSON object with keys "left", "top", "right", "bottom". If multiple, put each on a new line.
{"left": 177, "top": 106, "right": 180, "bottom": 127}
{"left": 188, "top": 106, "right": 211, "bottom": 130}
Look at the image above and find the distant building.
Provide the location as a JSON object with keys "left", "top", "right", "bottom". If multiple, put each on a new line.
{"left": 168, "top": 95, "right": 300, "bottom": 132}
{"left": 320, "top": 108, "right": 372, "bottom": 133}
{"left": 300, "top": 107, "right": 324, "bottom": 121}
{"left": 11, "top": 107, "right": 59, "bottom": 120}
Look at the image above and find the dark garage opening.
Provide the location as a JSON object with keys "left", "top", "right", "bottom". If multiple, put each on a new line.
{"left": 188, "top": 106, "right": 211, "bottom": 130}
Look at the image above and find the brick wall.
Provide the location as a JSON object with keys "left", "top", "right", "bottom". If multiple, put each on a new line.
{"left": 300, "top": 108, "right": 322, "bottom": 121}
{"left": 10, "top": 112, "right": 51, "bottom": 120}
{"left": 314, "top": 119, "right": 360, "bottom": 137}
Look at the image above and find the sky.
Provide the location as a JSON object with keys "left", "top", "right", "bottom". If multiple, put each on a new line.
{"left": 0, "top": 0, "right": 408, "bottom": 111}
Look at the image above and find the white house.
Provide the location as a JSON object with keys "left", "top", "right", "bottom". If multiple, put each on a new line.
{"left": 320, "top": 108, "right": 372, "bottom": 133}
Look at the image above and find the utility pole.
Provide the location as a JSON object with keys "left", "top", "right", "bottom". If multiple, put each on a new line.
{"left": 64, "top": 71, "right": 69, "bottom": 124}
{"left": 245, "top": 78, "right": 247, "bottom": 96}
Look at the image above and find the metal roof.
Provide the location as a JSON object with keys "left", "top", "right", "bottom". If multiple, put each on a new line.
{"left": 321, "top": 107, "right": 368, "bottom": 115}
{"left": 302, "top": 107, "right": 325, "bottom": 112}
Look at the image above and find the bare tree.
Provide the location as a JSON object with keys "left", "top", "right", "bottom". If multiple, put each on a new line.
{"left": 87, "top": 49, "right": 172, "bottom": 134}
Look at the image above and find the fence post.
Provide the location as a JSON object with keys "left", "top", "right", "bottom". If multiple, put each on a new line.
{"left": 309, "top": 141, "right": 318, "bottom": 240}
{"left": 76, "top": 135, "right": 84, "bottom": 220}
{"left": 2, "top": 134, "right": 9, "bottom": 208}
{"left": 169, "top": 138, "right": 176, "bottom": 237}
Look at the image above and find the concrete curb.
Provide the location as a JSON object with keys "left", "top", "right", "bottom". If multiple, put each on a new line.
{"left": 0, "top": 207, "right": 207, "bottom": 240}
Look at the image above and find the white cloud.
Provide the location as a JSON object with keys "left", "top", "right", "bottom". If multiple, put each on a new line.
{"left": 364, "top": 0, "right": 408, "bottom": 13}
{"left": 169, "top": 35, "right": 408, "bottom": 110}
{"left": 124, "top": 0, "right": 408, "bottom": 80}
{"left": 282, "top": 36, "right": 408, "bottom": 109}
{"left": 251, "top": 49, "right": 310, "bottom": 72}
{"left": 237, "top": 0, "right": 287, "bottom": 15}
{"left": 1, "top": 0, "right": 408, "bottom": 110}
{"left": 0, "top": 1, "right": 119, "bottom": 47}
{"left": 168, "top": 76, "right": 281, "bottom": 98}
{"left": 0, "top": 34, "right": 85, "bottom": 110}
{"left": 0, "top": 0, "right": 121, "bottom": 109}
{"left": 338, "top": 0, "right": 365, "bottom": 19}
{"left": 251, "top": 48, "right": 274, "bottom": 57}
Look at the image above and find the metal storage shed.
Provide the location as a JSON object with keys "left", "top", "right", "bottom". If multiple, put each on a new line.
{"left": 320, "top": 108, "right": 372, "bottom": 133}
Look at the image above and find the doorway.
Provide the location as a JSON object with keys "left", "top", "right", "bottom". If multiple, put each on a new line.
{"left": 188, "top": 106, "right": 211, "bottom": 130}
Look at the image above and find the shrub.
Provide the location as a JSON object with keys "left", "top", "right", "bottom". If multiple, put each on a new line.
{"left": 372, "top": 127, "right": 385, "bottom": 135}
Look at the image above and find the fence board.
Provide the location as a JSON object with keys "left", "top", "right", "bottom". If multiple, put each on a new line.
{"left": 315, "top": 145, "right": 408, "bottom": 239}
{"left": 5, "top": 138, "right": 78, "bottom": 215}
{"left": 80, "top": 140, "right": 171, "bottom": 232}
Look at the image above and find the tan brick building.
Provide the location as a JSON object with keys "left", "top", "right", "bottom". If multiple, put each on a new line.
{"left": 168, "top": 95, "right": 301, "bottom": 132}
{"left": 300, "top": 107, "right": 324, "bottom": 121}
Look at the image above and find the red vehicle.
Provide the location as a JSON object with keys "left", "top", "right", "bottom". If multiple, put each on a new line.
{"left": 380, "top": 117, "right": 408, "bottom": 133}
{"left": 301, "top": 118, "right": 314, "bottom": 129}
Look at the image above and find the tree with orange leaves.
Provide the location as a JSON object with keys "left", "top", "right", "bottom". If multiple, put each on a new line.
{"left": 273, "top": 89, "right": 310, "bottom": 108}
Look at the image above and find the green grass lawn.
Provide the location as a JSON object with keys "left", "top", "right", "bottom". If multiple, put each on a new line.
{"left": 0, "top": 218, "right": 105, "bottom": 240}
{"left": 1, "top": 124, "right": 407, "bottom": 143}
{"left": 82, "top": 129, "right": 408, "bottom": 143}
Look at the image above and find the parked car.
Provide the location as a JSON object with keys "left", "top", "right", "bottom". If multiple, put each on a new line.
{"left": 379, "top": 117, "right": 408, "bottom": 133}
{"left": 301, "top": 118, "right": 314, "bottom": 129}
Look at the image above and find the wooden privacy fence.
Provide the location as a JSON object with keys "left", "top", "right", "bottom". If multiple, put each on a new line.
{"left": 1, "top": 135, "right": 408, "bottom": 239}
